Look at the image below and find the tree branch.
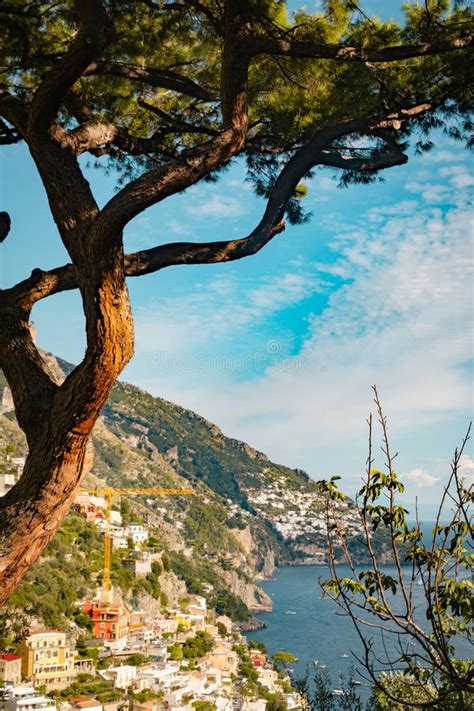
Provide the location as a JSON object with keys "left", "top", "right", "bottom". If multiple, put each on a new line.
{"left": 317, "top": 145, "right": 408, "bottom": 172}
{"left": 27, "top": 0, "right": 111, "bottom": 137}
{"left": 83, "top": 60, "right": 215, "bottom": 101}
{"left": 0, "top": 306, "right": 59, "bottom": 441}
{"left": 2, "top": 113, "right": 412, "bottom": 307}
{"left": 0, "top": 92, "right": 29, "bottom": 140}
{"left": 87, "top": 0, "right": 253, "bottom": 239}
{"left": 137, "top": 99, "right": 219, "bottom": 136}
{"left": 138, "top": 0, "right": 223, "bottom": 33}
{"left": 246, "top": 33, "right": 473, "bottom": 63}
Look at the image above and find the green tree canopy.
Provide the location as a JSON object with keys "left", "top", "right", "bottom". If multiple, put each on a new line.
{"left": 272, "top": 650, "right": 297, "bottom": 673}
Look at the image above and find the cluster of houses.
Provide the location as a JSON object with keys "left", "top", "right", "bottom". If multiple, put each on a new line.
{"left": 243, "top": 479, "right": 363, "bottom": 544}
{"left": 0, "top": 592, "right": 302, "bottom": 711}
{"left": 73, "top": 495, "right": 149, "bottom": 550}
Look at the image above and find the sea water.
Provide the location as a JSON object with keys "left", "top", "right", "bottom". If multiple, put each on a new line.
{"left": 249, "top": 562, "right": 472, "bottom": 700}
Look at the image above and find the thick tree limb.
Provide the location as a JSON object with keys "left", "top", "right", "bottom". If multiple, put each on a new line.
{"left": 0, "top": 92, "right": 29, "bottom": 139}
{"left": 0, "top": 307, "right": 58, "bottom": 441}
{"left": 318, "top": 145, "right": 408, "bottom": 171}
{"left": 1, "top": 122, "right": 409, "bottom": 308}
{"left": 221, "top": 0, "right": 252, "bottom": 131}
{"left": 28, "top": 0, "right": 111, "bottom": 137}
{"left": 61, "top": 112, "right": 218, "bottom": 157}
{"left": 95, "top": 129, "right": 244, "bottom": 235}
{"left": 83, "top": 60, "right": 215, "bottom": 101}
{"left": 246, "top": 33, "right": 474, "bottom": 63}
{"left": 88, "top": 0, "right": 252, "bottom": 240}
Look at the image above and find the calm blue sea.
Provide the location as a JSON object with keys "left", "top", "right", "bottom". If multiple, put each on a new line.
{"left": 249, "top": 557, "right": 473, "bottom": 700}
{"left": 250, "top": 564, "right": 377, "bottom": 698}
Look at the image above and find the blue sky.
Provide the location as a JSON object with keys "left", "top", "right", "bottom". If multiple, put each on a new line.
{"left": 1, "top": 1, "right": 473, "bottom": 517}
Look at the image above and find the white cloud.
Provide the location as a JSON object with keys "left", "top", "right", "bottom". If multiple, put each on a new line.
{"left": 438, "top": 166, "right": 474, "bottom": 189}
{"left": 402, "top": 468, "right": 440, "bottom": 487}
{"left": 249, "top": 273, "right": 325, "bottom": 311}
{"left": 459, "top": 454, "right": 474, "bottom": 472}
{"left": 188, "top": 195, "right": 246, "bottom": 218}
{"left": 424, "top": 149, "right": 467, "bottom": 164}
{"left": 405, "top": 182, "right": 447, "bottom": 203}
{"left": 125, "top": 146, "right": 473, "bottom": 494}
{"left": 166, "top": 219, "right": 192, "bottom": 237}
{"left": 407, "top": 158, "right": 474, "bottom": 200}
{"left": 459, "top": 454, "right": 474, "bottom": 487}
{"left": 133, "top": 269, "right": 322, "bottom": 356}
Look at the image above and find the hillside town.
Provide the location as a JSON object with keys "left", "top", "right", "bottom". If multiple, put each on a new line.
{"left": 0, "top": 491, "right": 303, "bottom": 711}
{"left": 0, "top": 595, "right": 302, "bottom": 711}
{"left": 243, "top": 477, "right": 363, "bottom": 544}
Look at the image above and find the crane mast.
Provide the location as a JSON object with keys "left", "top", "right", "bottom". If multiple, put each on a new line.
{"left": 83, "top": 487, "right": 195, "bottom": 603}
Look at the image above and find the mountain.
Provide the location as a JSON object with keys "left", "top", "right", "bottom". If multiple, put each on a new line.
{"left": 0, "top": 353, "right": 380, "bottom": 628}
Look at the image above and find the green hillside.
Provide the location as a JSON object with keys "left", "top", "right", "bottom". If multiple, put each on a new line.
{"left": 0, "top": 353, "right": 385, "bottom": 632}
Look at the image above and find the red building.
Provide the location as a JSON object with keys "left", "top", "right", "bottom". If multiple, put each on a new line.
{"left": 250, "top": 653, "right": 265, "bottom": 667}
{"left": 72, "top": 500, "right": 105, "bottom": 523}
{"left": 0, "top": 652, "right": 22, "bottom": 685}
{"left": 82, "top": 600, "right": 128, "bottom": 641}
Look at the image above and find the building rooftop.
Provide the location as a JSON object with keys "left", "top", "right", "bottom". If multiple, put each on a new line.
{"left": 16, "top": 698, "right": 55, "bottom": 707}
{"left": 0, "top": 653, "right": 22, "bottom": 661}
{"left": 4, "top": 686, "right": 38, "bottom": 696}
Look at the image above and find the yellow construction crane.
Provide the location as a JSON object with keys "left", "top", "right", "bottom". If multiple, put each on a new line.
{"left": 83, "top": 487, "right": 195, "bottom": 603}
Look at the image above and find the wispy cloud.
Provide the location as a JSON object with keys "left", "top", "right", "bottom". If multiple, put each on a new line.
{"left": 166, "top": 219, "right": 193, "bottom": 237}
{"left": 124, "top": 144, "right": 473, "bottom": 494}
{"left": 134, "top": 269, "right": 323, "bottom": 356}
{"left": 459, "top": 454, "right": 474, "bottom": 487}
{"left": 187, "top": 195, "right": 246, "bottom": 218}
{"left": 402, "top": 468, "right": 440, "bottom": 487}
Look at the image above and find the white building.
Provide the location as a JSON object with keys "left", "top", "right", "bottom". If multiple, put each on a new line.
{"left": 99, "top": 665, "right": 136, "bottom": 690}
{"left": 156, "top": 618, "right": 178, "bottom": 635}
{"left": 242, "top": 701, "right": 266, "bottom": 711}
{"left": 0, "top": 472, "right": 18, "bottom": 497}
{"left": 0, "top": 686, "right": 56, "bottom": 711}
{"left": 137, "top": 662, "right": 180, "bottom": 692}
{"left": 102, "top": 635, "right": 128, "bottom": 654}
{"left": 127, "top": 524, "right": 148, "bottom": 545}
{"left": 256, "top": 667, "right": 278, "bottom": 692}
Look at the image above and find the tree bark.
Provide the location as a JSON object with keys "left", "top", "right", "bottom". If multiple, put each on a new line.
{"left": 0, "top": 244, "right": 134, "bottom": 603}
{"left": 0, "top": 425, "right": 92, "bottom": 605}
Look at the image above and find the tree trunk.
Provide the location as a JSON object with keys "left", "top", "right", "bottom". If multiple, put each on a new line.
{"left": 0, "top": 423, "right": 93, "bottom": 604}
{"left": 0, "top": 250, "right": 134, "bottom": 604}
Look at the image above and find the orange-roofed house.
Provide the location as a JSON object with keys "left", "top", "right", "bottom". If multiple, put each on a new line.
{"left": 82, "top": 601, "right": 128, "bottom": 641}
